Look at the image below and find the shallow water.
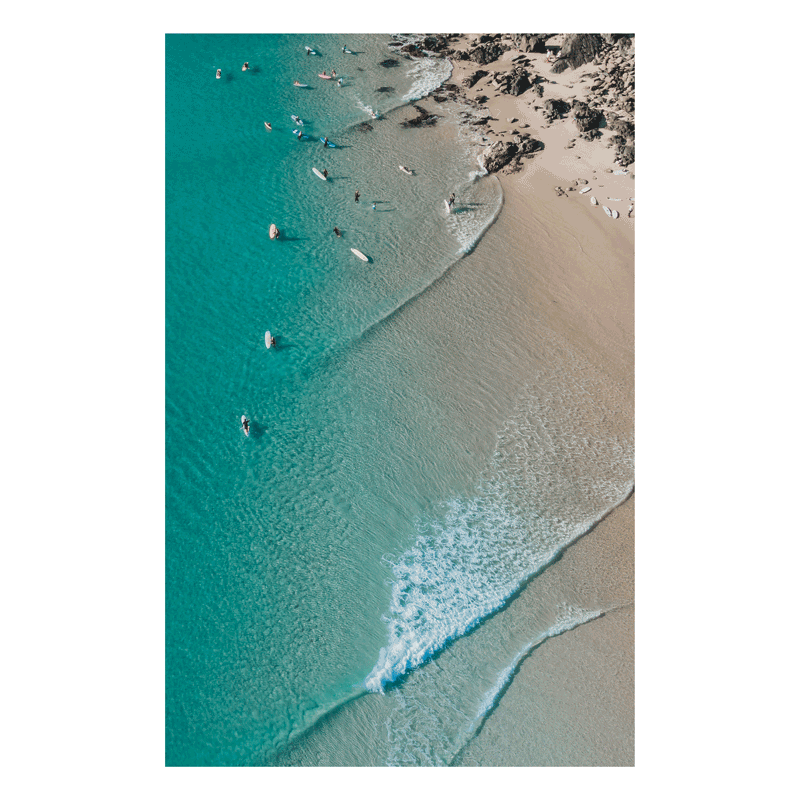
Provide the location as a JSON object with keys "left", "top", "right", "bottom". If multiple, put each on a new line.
{"left": 166, "top": 33, "right": 633, "bottom": 767}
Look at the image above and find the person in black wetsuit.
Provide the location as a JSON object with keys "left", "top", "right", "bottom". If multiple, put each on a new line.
{"left": 354, "top": 190, "right": 360, "bottom": 203}
{"left": 333, "top": 227, "right": 341, "bottom": 237}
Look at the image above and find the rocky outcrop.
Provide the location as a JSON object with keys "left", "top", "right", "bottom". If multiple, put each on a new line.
{"left": 462, "top": 69, "right": 488, "bottom": 88}
{"left": 481, "top": 140, "right": 518, "bottom": 173}
{"left": 503, "top": 34, "right": 550, "bottom": 53}
{"left": 401, "top": 104, "right": 439, "bottom": 128}
{"left": 543, "top": 98, "right": 570, "bottom": 121}
{"left": 507, "top": 67, "right": 531, "bottom": 95}
{"left": 551, "top": 34, "right": 606, "bottom": 73}
{"left": 379, "top": 58, "right": 400, "bottom": 68}
{"left": 571, "top": 100, "right": 603, "bottom": 132}
{"left": 467, "top": 41, "right": 507, "bottom": 64}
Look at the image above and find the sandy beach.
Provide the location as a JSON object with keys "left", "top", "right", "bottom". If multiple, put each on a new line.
{"left": 436, "top": 34, "right": 635, "bottom": 763}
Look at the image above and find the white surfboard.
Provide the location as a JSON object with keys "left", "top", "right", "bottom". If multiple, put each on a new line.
{"left": 351, "top": 248, "right": 368, "bottom": 262}
{"left": 602, "top": 205, "right": 613, "bottom": 217}
{"left": 399, "top": 165, "right": 413, "bottom": 175}
{"left": 608, "top": 197, "right": 621, "bottom": 202}
{"left": 312, "top": 167, "right": 327, "bottom": 181}
{"left": 590, "top": 196, "right": 598, "bottom": 205}
{"left": 579, "top": 186, "right": 591, "bottom": 194}
{"left": 269, "top": 224, "right": 278, "bottom": 239}
{"left": 264, "top": 122, "right": 272, "bottom": 131}
{"left": 444, "top": 199, "right": 451, "bottom": 214}
{"left": 293, "top": 82, "right": 308, "bottom": 88}
{"left": 612, "top": 209, "right": 619, "bottom": 219}
{"left": 265, "top": 330, "right": 273, "bottom": 349}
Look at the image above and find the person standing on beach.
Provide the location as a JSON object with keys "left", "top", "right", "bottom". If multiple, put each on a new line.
{"left": 354, "top": 190, "right": 360, "bottom": 203}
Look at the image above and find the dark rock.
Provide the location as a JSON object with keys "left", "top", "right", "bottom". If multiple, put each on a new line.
{"left": 468, "top": 42, "right": 506, "bottom": 65}
{"left": 481, "top": 140, "right": 519, "bottom": 173}
{"left": 572, "top": 100, "right": 603, "bottom": 131}
{"left": 462, "top": 69, "right": 489, "bottom": 88}
{"left": 475, "top": 95, "right": 488, "bottom": 104}
{"left": 508, "top": 34, "right": 550, "bottom": 53}
{"left": 543, "top": 98, "right": 570, "bottom": 120}
{"left": 376, "top": 86, "right": 395, "bottom": 93}
{"left": 401, "top": 43, "right": 423, "bottom": 55}
{"left": 618, "top": 144, "right": 635, "bottom": 167}
{"left": 622, "top": 96, "right": 635, "bottom": 114}
{"left": 379, "top": 58, "right": 400, "bottom": 68}
{"left": 355, "top": 122, "right": 373, "bottom": 132}
{"left": 551, "top": 34, "right": 606, "bottom": 73}
{"left": 607, "top": 117, "right": 634, "bottom": 140}
{"left": 508, "top": 67, "right": 531, "bottom": 96}
{"left": 401, "top": 104, "right": 439, "bottom": 128}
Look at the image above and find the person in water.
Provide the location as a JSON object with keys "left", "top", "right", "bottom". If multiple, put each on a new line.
{"left": 354, "top": 190, "right": 360, "bottom": 203}
{"left": 332, "top": 70, "right": 336, "bottom": 78}
{"left": 322, "top": 169, "right": 328, "bottom": 178}
{"left": 449, "top": 192, "right": 455, "bottom": 207}
{"left": 323, "top": 137, "right": 329, "bottom": 147}
{"left": 333, "top": 226, "right": 341, "bottom": 237}
{"left": 372, "top": 202, "right": 376, "bottom": 211}
{"left": 274, "top": 228, "right": 280, "bottom": 239}
{"left": 270, "top": 335, "right": 276, "bottom": 347}
{"left": 297, "top": 131, "right": 303, "bottom": 140}
{"left": 337, "top": 78, "right": 343, "bottom": 87}
{"left": 242, "top": 417, "right": 250, "bottom": 434}
{"left": 321, "top": 70, "right": 327, "bottom": 77}
{"left": 242, "top": 62, "right": 249, "bottom": 70}
{"left": 265, "top": 122, "right": 272, "bottom": 130}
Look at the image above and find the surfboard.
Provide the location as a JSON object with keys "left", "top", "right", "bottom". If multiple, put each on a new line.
{"left": 318, "top": 73, "right": 332, "bottom": 79}
{"left": 312, "top": 167, "right": 327, "bottom": 181}
{"left": 399, "top": 165, "right": 413, "bottom": 175}
{"left": 269, "top": 224, "right": 278, "bottom": 239}
{"left": 612, "top": 209, "right": 619, "bottom": 219}
{"left": 292, "top": 129, "right": 309, "bottom": 139}
{"left": 342, "top": 47, "right": 353, "bottom": 54}
{"left": 444, "top": 199, "right": 451, "bottom": 214}
{"left": 264, "top": 122, "right": 272, "bottom": 131}
{"left": 602, "top": 205, "right": 613, "bottom": 217}
{"left": 350, "top": 248, "right": 368, "bottom": 262}
{"left": 319, "top": 137, "right": 336, "bottom": 147}
{"left": 305, "top": 47, "right": 317, "bottom": 55}
{"left": 291, "top": 115, "right": 304, "bottom": 126}
{"left": 590, "top": 196, "right": 597, "bottom": 205}
{"left": 241, "top": 415, "right": 250, "bottom": 436}
{"left": 608, "top": 197, "right": 621, "bottom": 202}
{"left": 265, "top": 330, "right": 273, "bottom": 349}
{"left": 293, "top": 82, "right": 308, "bottom": 87}
{"left": 579, "top": 186, "right": 591, "bottom": 194}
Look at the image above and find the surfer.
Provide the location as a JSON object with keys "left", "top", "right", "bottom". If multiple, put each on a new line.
{"left": 269, "top": 335, "right": 276, "bottom": 348}
{"left": 264, "top": 122, "right": 272, "bottom": 131}
{"left": 354, "top": 190, "right": 360, "bottom": 203}
{"left": 241, "top": 417, "right": 250, "bottom": 435}
{"left": 333, "top": 226, "right": 341, "bottom": 237}
{"left": 337, "top": 78, "right": 343, "bottom": 87}
{"left": 297, "top": 131, "right": 303, "bottom": 141}
{"left": 293, "top": 80, "right": 302, "bottom": 86}
{"left": 322, "top": 169, "right": 328, "bottom": 178}
{"left": 216, "top": 69, "right": 221, "bottom": 79}
{"left": 274, "top": 228, "right": 280, "bottom": 239}
{"left": 342, "top": 45, "right": 347, "bottom": 53}
{"left": 242, "top": 62, "right": 249, "bottom": 71}
{"left": 323, "top": 137, "right": 329, "bottom": 147}
{"left": 372, "top": 203, "right": 376, "bottom": 211}
{"left": 332, "top": 70, "right": 336, "bottom": 78}
{"left": 320, "top": 70, "right": 327, "bottom": 77}
{"left": 448, "top": 192, "right": 455, "bottom": 207}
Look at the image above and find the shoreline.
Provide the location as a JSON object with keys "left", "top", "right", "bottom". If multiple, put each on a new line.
{"left": 424, "top": 34, "right": 635, "bottom": 764}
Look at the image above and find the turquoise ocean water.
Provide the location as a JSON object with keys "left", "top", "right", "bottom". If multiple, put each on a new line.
{"left": 166, "top": 33, "right": 633, "bottom": 766}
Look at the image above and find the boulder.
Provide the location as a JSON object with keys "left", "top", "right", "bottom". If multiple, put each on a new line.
{"left": 572, "top": 100, "right": 603, "bottom": 131}
{"left": 551, "top": 34, "right": 606, "bottom": 73}
{"left": 508, "top": 67, "right": 531, "bottom": 95}
{"left": 543, "top": 98, "right": 570, "bottom": 120}
{"left": 379, "top": 58, "right": 400, "bottom": 68}
{"left": 468, "top": 42, "right": 506, "bottom": 65}
{"left": 481, "top": 140, "right": 519, "bottom": 173}
{"left": 462, "top": 69, "right": 489, "bottom": 88}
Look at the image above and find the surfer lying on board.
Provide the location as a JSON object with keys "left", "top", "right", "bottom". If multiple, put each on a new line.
{"left": 333, "top": 227, "right": 341, "bottom": 237}
{"left": 242, "top": 417, "right": 250, "bottom": 435}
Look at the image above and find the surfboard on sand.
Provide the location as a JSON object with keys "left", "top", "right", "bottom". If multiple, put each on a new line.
{"left": 612, "top": 209, "right": 620, "bottom": 219}
{"left": 602, "top": 205, "right": 613, "bottom": 217}
{"left": 269, "top": 224, "right": 278, "bottom": 239}
{"left": 312, "top": 167, "right": 327, "bottom": 181}
{"left": 350, "top": 248, "right": 368, "bottom": 262}
{"left": 590, "top": 196, "right": 598, "bottom": 205}
{"left": 579, "top": 186, "right": 591, "bottom": 194}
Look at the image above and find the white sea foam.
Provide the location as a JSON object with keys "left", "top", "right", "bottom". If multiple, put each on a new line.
{"left": 402, "top": 57, "right": 453, "bottom": 102}
{"left": 365, "top": 361, "right": 634, "bottom": 694}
